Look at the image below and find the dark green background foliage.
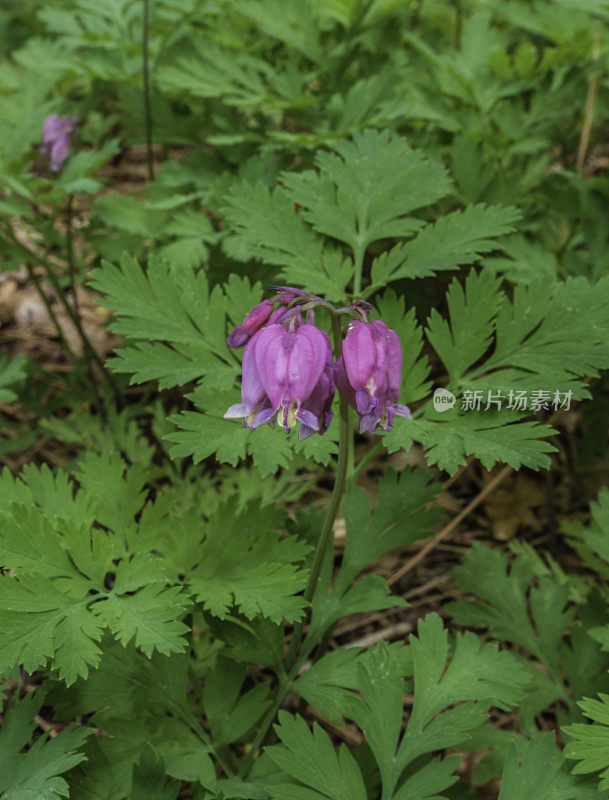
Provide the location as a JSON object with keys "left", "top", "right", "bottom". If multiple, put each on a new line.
{"left": 2, "top": 0, "right": 609, "bottom": 797}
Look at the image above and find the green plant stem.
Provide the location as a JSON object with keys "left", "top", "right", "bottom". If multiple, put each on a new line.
{"left": 167, "top": 699, "right": 235, "bottom": 777}
{"left": 23, "top": 254, "right": 105, "bottom": 416}
{"left": 332, "top": 0, "right": 376, "bottom": 86}
{"left": 66, "top": 195, "right": 79, "bottom": 315}
{"left": 238, "top": 313, "right": 351, "bottom": 779}
{"left": 454, "top": 0, "right": 463, "bottom": 48}
{"left": 352, "top": 241, "right": 366, "bottom": 297}
{"left": 412, "top": 0, "right": 425, "bottom": 28}
{"left": 23, "top": 263, "right": 80, "bottom": 368}
{"left": 237, "top": 675, "right": 289, "bottom": 779}
{"left": 143, "top": 0, "right": 154, "bottom": 181}
{"left": 348, "top": 440, "right": 383, "bottom": 487}
{"left": 43, "top": 264, "right": 122, "bottom": 401}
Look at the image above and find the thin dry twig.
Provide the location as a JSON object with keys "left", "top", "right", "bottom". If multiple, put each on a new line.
{"left": 34, "top": 715, "right": 58, "bottom": 738}
{"left": 341, "top": 620, "right": 414, "bottom": 650}
{"left": 387, "top": 465, "right": 514, "bottom": 587}
{"left": 306, "top": 707, "right": 363, "bottom": 747}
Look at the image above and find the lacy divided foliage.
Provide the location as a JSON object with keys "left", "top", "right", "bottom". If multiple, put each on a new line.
{"left": 3, "top": 0, "right": 609, "bottom": 798}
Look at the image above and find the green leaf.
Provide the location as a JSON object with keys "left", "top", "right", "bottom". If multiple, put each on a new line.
{"left": 484, "top": 234, "right": 559, "bottom": 284}
{"left": 336, "top": 467, "right": 443, "bottom": 590}
{"left": 370, "top": 204, "right": 520, "bottom": 289}
{"left": 167, "top": 384, "right": 328, "bottom": 473}
{"left": 130, "top": 744, "right": 179, "bottom": 800}
{"left": 167, "top": 404, "right": 248, "bottom": 467}
{"left": 40, "top": 404, "right": 156, "bottom": 468}
{"left": 0, "top": 353, "right": 28, "bottom": 403}
{"left": 291, "top": 617, "right": 528, "bottom": 800}
{"left": 447, "top": 542, "right": 571, "bottom": 671}
{"left": 445, "top": 540, "right": 608, "bottom": 726}
{"left": 267, "top": 712, "right": 368, "bottom": 800}
{"left": 502, "top": 734, "right": 602, "bottom": 800}
{"left": 55, "top": 139, "right": 120, "bottom": 195}
{"left": 222, "top": 181, "right": 351, "bottom": 301}
{"left": 188, "top": 504, "right": 309, "bottom": 623}
{"left": 385, "top": 412, "right": 556, "bottom": 474}
{"left": 94, "top": 194, "right": 167, "bottom": 236}
{"left": 235, "top": 0, "right": 324, "bottom": 63}
{"left": 158, "top": 37, "right": 307, "bottom": 112}
{"left": 92, "top": 255, "right": 326, "bottom": 473}
{"left": 0, "top": 455, "right": 191, "bottom": 683}
{"left": 283, "top": 129, "right": 450, "bottom": 254}
{"left": 344, "top": 619, "right": 528, "bottom": 797}
{"left": 293, "top": 648, "right": 362, "bottom": 725}
{"left": 382, "top": 266, "right": 609, "bottom": 474}
{"left": 202, "top": 656, "right": 271, "bottom": 746}
{"left": 0, "top": 691, "right": 90, "bottom": 799}
{"left": 565, "top": 694, "right": 609, "bottom": 791}
{"left": 426, "top": 268, "right": 503, "bottom": 384}
{"left": 92, "top": 585, "right": 189, "bottom": 658}
{"left": 158, "top": 209, "right": 220, "bottom": 269}
{"left": 482, "top": 277, "right": 609, "bottom": 393}
{"left": 90, "top": 253, "right": 234, "bottom": 389}
{"left": 564, "top": 487, "right": 609, "bottom": 580}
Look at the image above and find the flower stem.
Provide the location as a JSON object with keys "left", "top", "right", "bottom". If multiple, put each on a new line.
{"left": 142, "top": 0, "right": 154, "bottom": 181}
{"left": 23, "top": 263, "right": 79, "bottom": 367}
{"left": 66, "top": 194, "right": 79, "bottom": 316}
{"left": 237, "top": 675, "right": 289, "bottom": 779}
{"left": 238, "top": 313, "right": 351, "bottom": 778}
{"left": 348, "top": 440, "right": 383, "bottom": 487}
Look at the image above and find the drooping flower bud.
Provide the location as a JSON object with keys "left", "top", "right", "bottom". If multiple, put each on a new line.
{"left": 254, "top": 323, "right": 330, "bottom": 433}
{"left": 42, "top": 114, "right": 76, "bottom": 172}
{"left": 227, "top": 299, "right": 280, "bottom": 349}
{"left": 337, "top": 319, "right": 411, "bottom": 433}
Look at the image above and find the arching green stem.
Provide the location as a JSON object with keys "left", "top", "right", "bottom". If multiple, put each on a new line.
{"left": 143, "top": 0, "right": 154, "bottom": 180}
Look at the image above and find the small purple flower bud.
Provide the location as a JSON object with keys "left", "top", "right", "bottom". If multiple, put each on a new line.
{"left": 42, "top": 114, "right": 76, "bottom": 172}
{"left": 337, "top": 319, "right": 411, "bottom": 433}
{"left": 227, "top": 299, "right": 277, "bottom": 349}
{"left": 254, "top": 323, "right": 329, "bottom": 433}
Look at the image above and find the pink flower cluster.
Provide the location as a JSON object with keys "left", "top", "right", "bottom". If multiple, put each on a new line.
{"left": 224, "top": 288, "right": 411, "bottom": 440}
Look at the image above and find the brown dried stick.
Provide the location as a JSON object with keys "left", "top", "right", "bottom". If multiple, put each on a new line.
{"left": 387, "top": 464, "right": 514, "bottom": 587}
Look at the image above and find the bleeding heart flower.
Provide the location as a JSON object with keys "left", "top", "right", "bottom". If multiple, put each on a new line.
{"left": 254, "top": 323, "right": 330, "bottom": 433}
{"left": 337, "top": 319, "right": 411, "bottom": 433}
